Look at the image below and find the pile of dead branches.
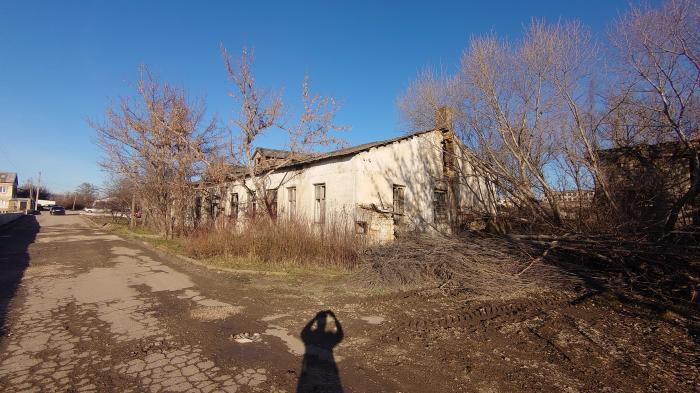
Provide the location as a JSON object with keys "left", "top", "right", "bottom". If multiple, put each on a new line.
{"left": 357, "top": 229, "right": 699, "bottom": 321}
{"left": 509, "top": 232, "right": 700, "bottom": 317}
{"left": 356, "top": 232, "right": 583, "bottom": 301}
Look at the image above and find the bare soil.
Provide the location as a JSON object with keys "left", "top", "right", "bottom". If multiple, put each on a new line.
{"left": 0, "top": 214, "right": 697, "bottom": 392}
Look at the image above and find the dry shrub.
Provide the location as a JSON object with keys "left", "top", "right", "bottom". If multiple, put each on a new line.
{"left": 356, "top": 232, "right": 582, "bottom": 301}
{"left": 184, "top": 216, "right": 362, "bottom": 269}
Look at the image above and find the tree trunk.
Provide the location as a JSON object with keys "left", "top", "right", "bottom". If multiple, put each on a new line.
{"left": 663, "top": 152, "right": 700, "bottom": 233}
{"left": 129, "top": 192, "right": 136, "bottom": 229}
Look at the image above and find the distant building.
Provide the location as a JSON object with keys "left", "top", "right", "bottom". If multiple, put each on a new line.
{"left": 37, "top": 199, "right": 56, "bottom": 209}
{"left": 552, "top": 189, "right": 595, "bottom": 219}
{"left": 0, "top": 172, "right": 33, "bottom": 213}
{"left": 597, "top": 140, "right": 700, "bottom": 228}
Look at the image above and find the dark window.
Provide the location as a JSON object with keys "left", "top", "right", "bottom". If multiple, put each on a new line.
{"left": 434, "top": 189, "right": 447, "bottom": 224}
{"left": 287, "top": 187, "right": 297, "bottom": 218}
{"left": 393, "top": 185, "right": 405, "bottom": 215}
{"left": 314, "top": 183, "right": 326, "bottom": 224}
{"left": 249, "top": 191, "right": 257, "bottom": 218}
{"left": 230, "top": 193, "right": 239, "bottom": 219}
{"left": 267, "top": 188, "right": 278, "bottom": 219}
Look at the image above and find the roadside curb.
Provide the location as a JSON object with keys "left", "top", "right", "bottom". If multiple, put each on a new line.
{"left": 80, "top": 215, "right": 289, "bottom": 277}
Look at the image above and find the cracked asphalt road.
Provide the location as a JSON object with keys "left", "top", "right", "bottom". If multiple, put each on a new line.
{"left": 0, "top": 214, "right": 301, "bottom": 393}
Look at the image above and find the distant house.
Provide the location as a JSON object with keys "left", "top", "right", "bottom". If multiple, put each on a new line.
{"left": 0, "top": 172, "right": 32, "bottom": 213}
{"left": 197, "top": 127, "right": 496, "bottom": 242}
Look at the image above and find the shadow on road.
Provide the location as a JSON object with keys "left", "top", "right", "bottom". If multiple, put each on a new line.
{"left": 0, "top": 216, "right": 39, "bottom": 337}
{"left": 297, "top": 310, "right": 344, "bottom": 393}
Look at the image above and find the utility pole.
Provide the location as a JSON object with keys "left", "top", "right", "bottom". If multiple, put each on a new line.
{"left": 28, "top": 179, "right": 34, "bottom": 213}
{"left": 35, "top": 171, "right": 41, "bottom": 211}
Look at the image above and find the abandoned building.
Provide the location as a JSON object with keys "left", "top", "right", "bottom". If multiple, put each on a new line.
{"left": 597, "top": 140, "right": 700, "bottom": 228}
{"left": 198, "top": 127, "right": 496, "bottom": 242}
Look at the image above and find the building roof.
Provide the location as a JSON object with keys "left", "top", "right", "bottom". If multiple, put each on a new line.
{"left": 0, "top": 172, "right": 17, "bottom": 184}
{"left": 279, "top": 127, "right": 444, "bottom": 169}
{"left": 598, "top": 139, "right": 699, "bottom": 158}
{"left": 253, "top": 148, "right": 317, "bottom": 161}
{"left": 208, "top": 127, "right": 446, "bottom": 184}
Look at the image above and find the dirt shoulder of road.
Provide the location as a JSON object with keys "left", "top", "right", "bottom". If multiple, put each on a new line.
{"left": 80, "top": 215, "right": 699, "bottom": 392}
{"left": 83, "top": 216, "right": 352, "bottom": 279}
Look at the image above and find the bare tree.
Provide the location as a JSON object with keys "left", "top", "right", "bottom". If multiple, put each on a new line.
{"left": 609, "top": 0, "right": 699, "bottom": 232}
{"left": 75, "top": 182, "right": 99, "bottom": 208}
{"left": 400, "top": 20, "right": 614, "bottom": 229}
{"left": 90, "top": 66, "right": 219, "bottom": 238}
{"left": 221, "top": 46, "right": 346, "bottom": 219}
{"left": 103, "top": 177, "right": 137, "bottom": 223}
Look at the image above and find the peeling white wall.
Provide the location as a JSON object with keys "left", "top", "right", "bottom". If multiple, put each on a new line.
{"left": 219, "top": 130, "right": 495, "bottom": 239}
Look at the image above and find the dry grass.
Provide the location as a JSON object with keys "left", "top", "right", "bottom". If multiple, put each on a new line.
{"left": 184, "top": 217, "right": 363, "bottom": 270}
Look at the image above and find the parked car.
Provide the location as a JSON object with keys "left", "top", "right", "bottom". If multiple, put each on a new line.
{"left": 49, "top": 206, "right": 66, "bottom": 215}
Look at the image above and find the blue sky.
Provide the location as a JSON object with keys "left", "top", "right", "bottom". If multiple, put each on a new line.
{"left": 0, "top": 0, "right": 638, "bottom": 193}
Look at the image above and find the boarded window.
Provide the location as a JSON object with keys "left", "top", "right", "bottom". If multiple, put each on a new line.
{"left": 393, "top": 185, "right": 405, "bottom": 215}
{"left": 314, "top": 183, "right": 326, "bottom": 224}
{"left": 267, "top": 189, "right": 278, "bottom": 219}
{"left": 287, "top": 187, "right": 297, "bottom": 218}
{"left": 434, "top": 189, "right": 448, "bottom": 224}
{"left": 230, "top": 193, "right": 239, "bottom": 219}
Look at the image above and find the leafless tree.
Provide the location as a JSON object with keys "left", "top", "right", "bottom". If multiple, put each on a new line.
{"left": 90, "top": 66, "right": 219, "bottom": 238}
{"left": 400, "top": 20, "right": 616, "bottom": 229}
{"left": 103, "top": 177, "right": 138, "bottom": 223}
{"left": 609, "top": 0, "right": 699, "bottom": 232}
{"left": 221, "top": 46, "right": 346, "bottom": 219}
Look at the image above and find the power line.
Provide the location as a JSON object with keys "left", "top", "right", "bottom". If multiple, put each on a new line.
{"left": 0, "top": 144, "right": 20, "bottom": 172}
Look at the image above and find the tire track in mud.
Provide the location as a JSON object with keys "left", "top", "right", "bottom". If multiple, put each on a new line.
{"left": 380, "top": 292, "right": 594, "bottom": 341}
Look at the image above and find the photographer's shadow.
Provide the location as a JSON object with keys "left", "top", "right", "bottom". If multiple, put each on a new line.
{"left": 296, "top": 310, "right": 344, "bottom": 393}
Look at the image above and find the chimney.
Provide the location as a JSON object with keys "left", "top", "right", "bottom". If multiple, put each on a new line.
{"left": 435, "top": 106, "right": 454, "bottom": 131}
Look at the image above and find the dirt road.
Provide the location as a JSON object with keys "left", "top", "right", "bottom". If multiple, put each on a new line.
{"left": 0, "top": 214, "right": 390, "bottom": 392}
{"left": 0, "top": 214, "right": 697, "bottom": 392}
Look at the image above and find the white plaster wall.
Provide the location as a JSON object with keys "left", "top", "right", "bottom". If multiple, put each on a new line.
{"left": 453, "top": 141, "right": 497, "bottom": 214}
{"left": 352, "top": 130, "right": 444, "bottom": 231}
{"left": 223, "top": 156, "right": 357, "bottom": 225}
{"left": 219, "top": 130, "right": 495, "bottom": 234}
